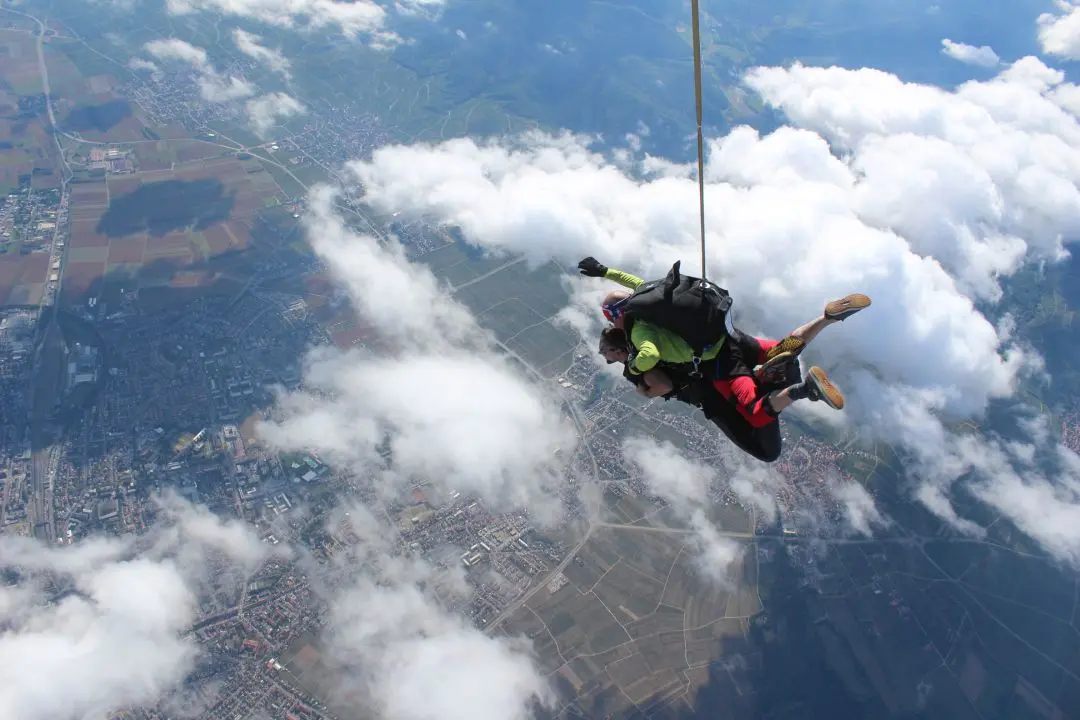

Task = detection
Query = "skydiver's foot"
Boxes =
[755,350,800,389]
[788,367,845,410]
[824,293,871,322]
[805,366,845,409]
[763,335,806,363]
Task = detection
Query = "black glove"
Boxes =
[577,257,608,278]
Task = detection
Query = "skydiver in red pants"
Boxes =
[606,294,870,462]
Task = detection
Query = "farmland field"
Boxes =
[59,156,290,306]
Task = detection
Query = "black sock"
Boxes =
[787,381,811,401]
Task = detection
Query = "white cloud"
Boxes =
[144,37,256,103]
[166,0,431,41]
[829,478,889,536]
[947,432,1080,563]
[0,556,197,720]
[1038,0,1080,60]
[156,492,273,569]
[296,187,479,349]
[245,91,306,137]
[0,499,267,720]
[621,437,744,584]
[941,38,1000,68]
[127,57,160,73]
[198,73,257,102]
[257,187,576,522]
[143,37,209,69]
[232,28,291,78]
[396,0,445,16]
[261,348,574,518]
[321,521,553,720]
[621,437,711,510]
[743,59,1080,280]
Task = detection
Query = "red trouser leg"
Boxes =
[699,388,783,463]
[711,376,777,429]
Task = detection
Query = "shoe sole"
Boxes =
[825,293,871,322]
[763,336,806,364]
[808,366,845,410]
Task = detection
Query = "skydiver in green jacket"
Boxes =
[578,258,726,398]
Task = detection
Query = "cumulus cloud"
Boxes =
[233,28,291,78]
[143,37,209,68]
[744,59,1080,278]
[829,478,888,536]
[318,510,553,720]
[922,426,1080,564]
[336,54,1080,558]
[198,73,257,102]
[0,498,267,720]
[143,37,255,103]
[166,0,428,44]
[395,0,445,16]
[941,38,1000,67]
[245,91,306,137]
[261,348,575,517]
[143,36,302,136]
[127,57,160,73]
[1038,0,1080,59]
[257,187,576,521]
[621,437,744,584]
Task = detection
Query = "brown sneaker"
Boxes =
[804,366,845,410]
[763,335,806,362]
[824,293,871,322]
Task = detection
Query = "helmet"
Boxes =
[601,291,629,322]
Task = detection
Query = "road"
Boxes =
[485,524,595,632]
[1,7,73,183]
[447,257,527,294]
[3,6,71,544]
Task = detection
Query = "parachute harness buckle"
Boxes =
[690,356,702,379]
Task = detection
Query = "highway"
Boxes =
[5,6,71,544]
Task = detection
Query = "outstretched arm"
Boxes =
[603,268,644,290]
[577,257,644,290]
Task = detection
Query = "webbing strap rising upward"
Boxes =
[689,0,708,281]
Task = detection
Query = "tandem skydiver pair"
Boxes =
[578,257,870,462]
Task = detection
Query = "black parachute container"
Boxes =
[614,260,732,365]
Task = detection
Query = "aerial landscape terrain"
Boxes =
[2,1,1080,719]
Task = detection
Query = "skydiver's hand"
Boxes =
[577,257,608,278]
